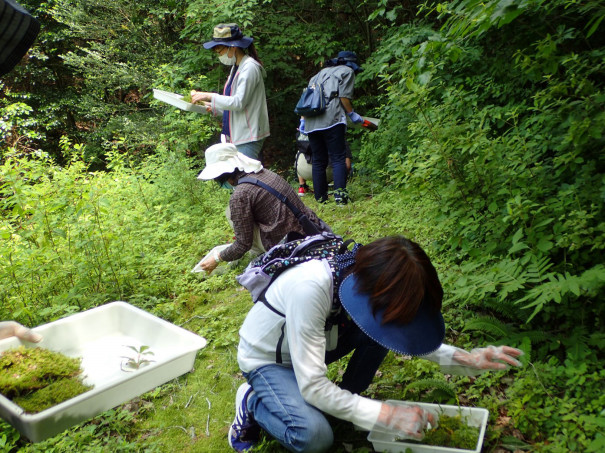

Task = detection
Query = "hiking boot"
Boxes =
[228,383,260,452]
[334,189,350,206]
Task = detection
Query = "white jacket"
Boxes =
[237,260,462,432]
[210,55,270,145]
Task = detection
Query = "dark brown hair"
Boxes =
[245,43,263,66]
[215,169,246,187]
[350,236,443,324]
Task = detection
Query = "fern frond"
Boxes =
[524,256,554,284]
[517,264,605,322]
[463,315,514,338]
[404,378,456,399]
[503,330,548,344]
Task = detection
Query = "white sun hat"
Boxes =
[197,143,263,180]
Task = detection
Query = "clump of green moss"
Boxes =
[397,414,480,450]
[0,346,92,413]
[422,414,479,450]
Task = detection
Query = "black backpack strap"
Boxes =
[256,288,287,364]
[257,288,285,317]
[238,177,321,236]
[276,323,286,364]
[339,238,355,254]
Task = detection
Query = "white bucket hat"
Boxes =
[197,143,263,180]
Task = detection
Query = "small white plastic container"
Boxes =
[367,401,489,453]
[153,88,207,113]
[0,302,207,442]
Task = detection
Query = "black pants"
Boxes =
[325,313,389,394]
[308,124,347,202]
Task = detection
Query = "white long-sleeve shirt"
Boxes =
[237,260,462,431]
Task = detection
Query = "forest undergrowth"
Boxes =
[1,149,602,452]
[2,1,604,451]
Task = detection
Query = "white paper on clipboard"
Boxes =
[153,89,207,114]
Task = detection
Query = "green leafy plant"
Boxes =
[120,345,155,371]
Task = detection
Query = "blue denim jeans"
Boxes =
[308,124,347,203]
[245,365,334,452]
[244,316,388,452]
[235,139,265,162]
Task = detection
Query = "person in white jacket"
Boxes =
[191,24,270,161]
[228,236,523,452]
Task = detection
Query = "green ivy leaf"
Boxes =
[509,242,528,253]
[536,237,553,253]
[568,278,581,296]
[512,228,524,244]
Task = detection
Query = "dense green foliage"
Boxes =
[1,0,603,451]
[362,0,605,331]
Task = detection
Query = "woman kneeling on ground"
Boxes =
[228,236,523,452]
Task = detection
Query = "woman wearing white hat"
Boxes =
[227,236,523,452]
[197,143,329,274]
[191,24,270,161]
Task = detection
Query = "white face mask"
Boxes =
[218,48,236,66]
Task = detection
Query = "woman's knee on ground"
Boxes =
[283,418,334,453]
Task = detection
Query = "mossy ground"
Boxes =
[0,346,92,413]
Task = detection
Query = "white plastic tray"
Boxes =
[368,401,489,453]
[0,301,207,442]
[153,88,207,113]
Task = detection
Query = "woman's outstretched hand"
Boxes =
[453,345,523,370]
[0,321,42,342]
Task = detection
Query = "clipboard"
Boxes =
[153,89,207,114]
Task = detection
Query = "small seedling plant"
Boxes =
[121,345,155,372]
